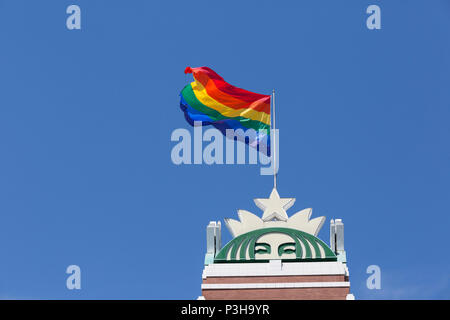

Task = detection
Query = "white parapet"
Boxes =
[330,219,335,251]
[206,221,216,255]
[202,281,350,290]
[330,218,346,263]
[335,219,344,253]
[205,221,222,265]
[202,260,349,279]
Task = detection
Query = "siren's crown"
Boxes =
[224,188,325,238]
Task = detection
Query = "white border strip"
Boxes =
[202,281,350,290]
[202,261,347,279]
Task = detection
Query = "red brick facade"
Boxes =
[203,287,350,300]
[202,274,350,300]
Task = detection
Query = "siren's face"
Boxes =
[214,227,337,263]
[254,233,297,260]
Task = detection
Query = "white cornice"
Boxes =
[202,281,350,290]
[202,261,348,279]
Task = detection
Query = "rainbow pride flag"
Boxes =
[180,67,271,155]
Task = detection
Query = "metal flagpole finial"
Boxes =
[272,89,277,190]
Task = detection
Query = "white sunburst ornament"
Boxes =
[224,188,326,238]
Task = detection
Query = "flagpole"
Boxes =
[272,89,277,190]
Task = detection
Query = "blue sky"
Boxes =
[0,0,449,299]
